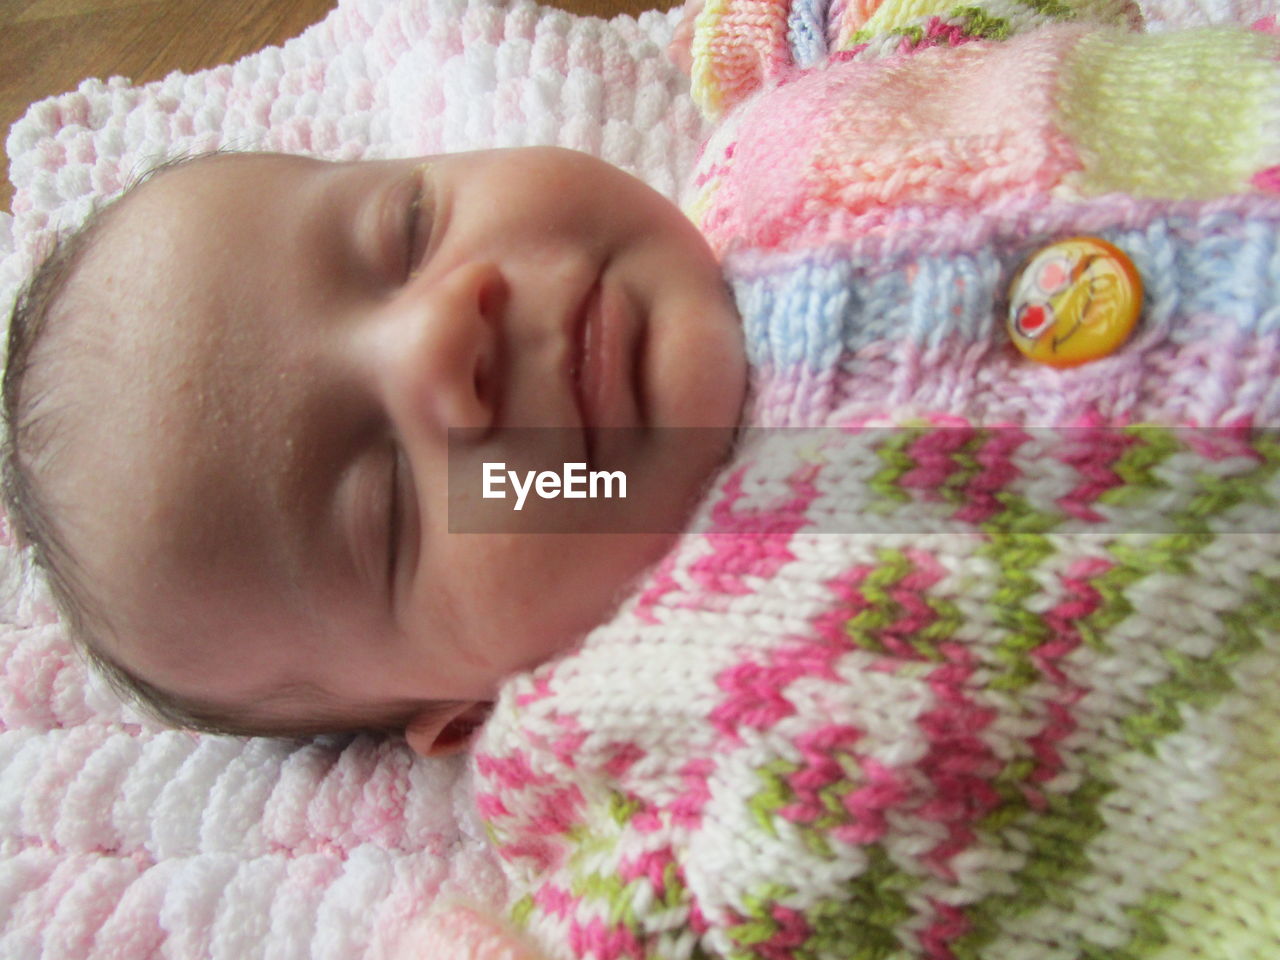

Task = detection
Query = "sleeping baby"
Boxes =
[2,143,748,754]
[4,0,1280,956]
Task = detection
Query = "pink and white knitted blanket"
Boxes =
[470,0,1280,958]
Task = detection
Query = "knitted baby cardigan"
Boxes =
[469,1,1280,958]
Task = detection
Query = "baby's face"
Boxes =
[54,149,745,752]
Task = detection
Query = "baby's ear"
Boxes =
[405,702,492,757]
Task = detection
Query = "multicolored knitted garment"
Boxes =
[469,2,1280,958]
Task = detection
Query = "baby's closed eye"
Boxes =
[404,163,436,280]
[386,441,418,606]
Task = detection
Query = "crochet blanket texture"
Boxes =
[0,2,704,957]
[472,1,1280,958]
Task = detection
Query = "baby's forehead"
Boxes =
[45,155,333,583]
[83,152,329,280]
[68,152,330,366]
[57,174,247,423]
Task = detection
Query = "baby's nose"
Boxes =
[398,261,505,435]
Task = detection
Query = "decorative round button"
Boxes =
[1007,236,1142,367]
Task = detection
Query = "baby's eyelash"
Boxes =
[405,163,433,279]
[387,442,402,595]
[405,188,423,278]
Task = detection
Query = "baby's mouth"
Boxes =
[569,274,604,466]
[567,270,642,467]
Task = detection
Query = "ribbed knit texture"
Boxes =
[473,2,1280,958]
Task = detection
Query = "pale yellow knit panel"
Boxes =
[1059,28,1280,198]
[1151,650,1280,957]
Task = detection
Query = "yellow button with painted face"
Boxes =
[1007,237,1142,368]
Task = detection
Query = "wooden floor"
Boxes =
[0,0,675,213]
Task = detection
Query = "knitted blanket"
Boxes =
[470,1,1280,958]
[0,0,1273,958]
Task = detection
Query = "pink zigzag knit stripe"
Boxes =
[1182,417,1266,459]
[1053,424,1140,522]
[905,553,1111,955]
[694,462,819,590]
[711,649,815,740]
[775,723,866,828]
[633,551,682,625]
[1021,556,1112,797]
[832,755,914,846]
[915,651,1003,884]
[568,914,646,960]
[955,428,1033,523]
[743,902,811,960]
[636,460,818,618]
[515,673,556,708]
[919,900,974,960]
[670,758,717,829]
[811,547,948,661]
[531,882,579,921]
[475,749,552,792]
[617,849,677,891]
[899,426,1032,524]
[814,549,1034,948]
[898,427,977,490]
